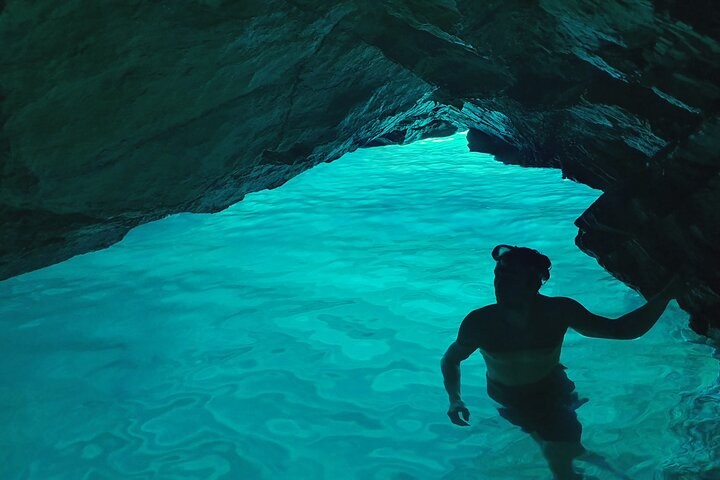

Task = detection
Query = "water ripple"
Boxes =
[0,134,717,479]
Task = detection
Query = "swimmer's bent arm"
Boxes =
[561,277,679,340]
[441,340,475,426]
[441,341,475,402]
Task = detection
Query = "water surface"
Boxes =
[1,133,717,479]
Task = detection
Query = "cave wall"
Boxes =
[1,1,718,333]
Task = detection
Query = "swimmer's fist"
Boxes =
[447,400,471,426]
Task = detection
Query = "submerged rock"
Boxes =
[1,1,718,332]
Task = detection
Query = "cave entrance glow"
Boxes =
[0,132,716,479]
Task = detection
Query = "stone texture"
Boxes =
[1,1,718,333]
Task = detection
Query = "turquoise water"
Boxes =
[0,133,717,479]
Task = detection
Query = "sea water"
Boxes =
[0,133,717,479]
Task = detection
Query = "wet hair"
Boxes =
[492,244,551,290]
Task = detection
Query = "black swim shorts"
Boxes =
[486,365,587,443]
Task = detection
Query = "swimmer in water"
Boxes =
[440,245,683,479]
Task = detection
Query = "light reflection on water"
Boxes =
[0,133,717,479]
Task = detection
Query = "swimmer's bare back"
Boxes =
[457,296,568,386]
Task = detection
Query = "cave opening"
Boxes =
[0,132,716,479]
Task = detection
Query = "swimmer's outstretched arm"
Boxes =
[560,275,683,340]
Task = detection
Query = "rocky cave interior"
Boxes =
[1,2,719,336]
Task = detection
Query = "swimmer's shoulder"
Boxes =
[536,294,575,330]
[467,304,500,322]
[538,293,578,308]
[462,305,501,334]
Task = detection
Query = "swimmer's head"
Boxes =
[492,245,551,304]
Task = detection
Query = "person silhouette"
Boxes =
[440,244,683,479]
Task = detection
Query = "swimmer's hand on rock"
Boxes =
[447,400,471,426]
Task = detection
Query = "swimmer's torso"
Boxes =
[480,345,562,386]
[458,296,569,386]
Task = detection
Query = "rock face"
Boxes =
[1,1,718,333]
